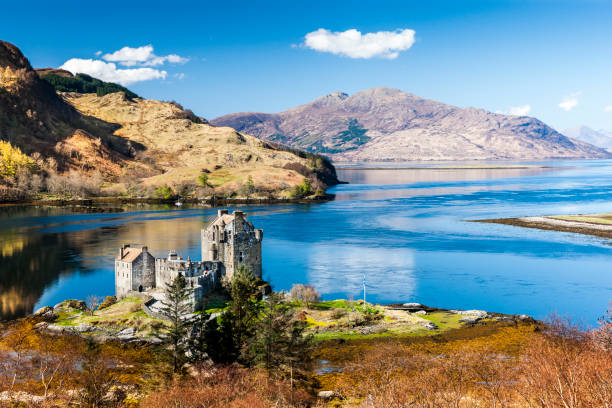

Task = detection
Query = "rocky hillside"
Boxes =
[562,126,612,151]
[212,87,611,161]
[0,41,337,199]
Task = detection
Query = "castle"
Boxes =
[115,209,263,310]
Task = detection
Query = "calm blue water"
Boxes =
[1,161,611,324]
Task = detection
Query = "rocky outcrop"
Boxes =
[212,87,612,161]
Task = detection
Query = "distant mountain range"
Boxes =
[212,87,611,161]
[562,126,612,151]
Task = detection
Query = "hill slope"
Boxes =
[212,87,611,161]
[0,40,337,200]
[562,126,612,151]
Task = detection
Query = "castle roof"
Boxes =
[211,213,236,227]
[118,247,144,263]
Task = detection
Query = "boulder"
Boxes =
[116,327,136,336]
[459,316,481,324]
[45,324,66,334]
[423,322,438,330]
[73,324,96,333]
[317,390,336,399]
[33,306,56,321]
[414,310,427,315]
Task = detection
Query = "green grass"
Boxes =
[421,312,464,331]
[312,300,357,311]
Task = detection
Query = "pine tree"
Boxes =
[228,265,262,353]
[156,275,194,373]
[242,292,313,387]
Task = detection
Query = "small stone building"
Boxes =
[115,209,263,310]
[115,245,155,297]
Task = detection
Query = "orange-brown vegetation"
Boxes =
[140,365,312,408]
[0,317,152,406]
[315,316,612,408]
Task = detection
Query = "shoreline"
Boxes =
[474,216,612,239]
[0,194,336,208]
[336,164,554,170]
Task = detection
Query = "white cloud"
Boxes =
[173,73,185,80]
[94,50,102,57]
[496,104,531,116]
[102,45,188,66]
[559,92,580,111]
[604,106,612,112]
[60,58,167,85]
[303,28,416,59]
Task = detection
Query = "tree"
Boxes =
[197,172,209,187]
[156,275,195,373]
[242,293,313,396]
[212,265,262,363]
[78,342,120,408]
[153,185,175,200]
[86,295,102,316]
[291,178,313,199]
[242,175,256,197]
[188,311,212,363]
[289,284,321,309]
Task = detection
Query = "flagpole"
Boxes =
[363,274,366,306]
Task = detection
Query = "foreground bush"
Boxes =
[140,365,311,408]
[322,318,612,408]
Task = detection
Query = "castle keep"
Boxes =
[115,210,263,309]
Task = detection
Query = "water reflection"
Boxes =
[1,161,612,323]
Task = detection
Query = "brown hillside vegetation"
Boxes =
[0,40,338,201]
[63,92,337,197]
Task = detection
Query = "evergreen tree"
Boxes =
[242,293,313,389]
[156,275,194,373]
[228,265,262,352]
[205,265,262,363]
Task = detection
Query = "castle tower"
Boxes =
[201,209,263,279]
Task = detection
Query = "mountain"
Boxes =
[211,87,611,162]
[562,126,612,151]
[0,41,337,199]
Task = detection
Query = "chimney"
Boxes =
[233,210,244,219]
[120,244,130,259]
[218,209,229,217]
[142,246,148,253]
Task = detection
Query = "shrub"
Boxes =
[289,284,321,309]
[0,141,37,181]
[153,185,175,200]
[291,178,313,199]
[98,296,117,310]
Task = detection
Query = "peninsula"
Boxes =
[476,213,612,239]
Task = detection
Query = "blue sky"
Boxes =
[3,0,612,130]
